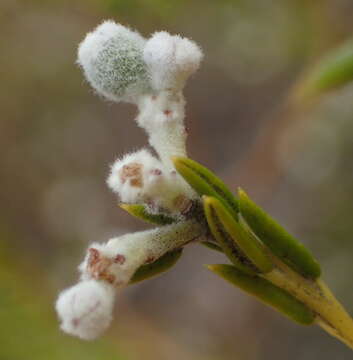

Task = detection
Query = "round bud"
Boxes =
[78,20,151,103]
[107,148,190,213]
[143,31,203,91]
[56,280,115,340]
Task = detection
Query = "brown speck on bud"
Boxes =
[104,274,116,284]
[145,256,156,264]
[120,162,143,188]
[151,95,157,100]
[150,168,162,176]
[174,194,192,214]
[87,249,117,285]
[164,109,172,116]
[88,248,100,267]
[114,254,126,264]
[130,178,143,187]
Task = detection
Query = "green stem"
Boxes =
[265,256,353,349]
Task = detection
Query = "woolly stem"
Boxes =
[148,123,187,170]
[137,91,188,171]
[84,220,205,286]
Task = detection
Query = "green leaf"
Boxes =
[205,196,273,273]
[130,249,183,284]
[238,188,321,279]
[119,203,175,225]
[203,196,257,275]
[172,156,239,219]
[207,264,315,325]
[200,241,224,253]
[296,38,353,101]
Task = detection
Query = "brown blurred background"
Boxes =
[1,0,353,359]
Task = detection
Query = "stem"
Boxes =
[148,125,187,170]
[315,280,353,349]
[265,256,353,349]
[83,220,205,286]
[136,91,187,171]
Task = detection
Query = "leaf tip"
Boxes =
[237,187,248,199]
[171,155,184,167]
[205,264,218,272]
[202,195,215,206]
[119,202,129,210]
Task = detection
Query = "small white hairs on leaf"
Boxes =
[143,31,203,91]
[56,280,115,340]
[107,148,192,213]
[77,20,150,103]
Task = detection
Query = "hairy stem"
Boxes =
[137,91,187,171]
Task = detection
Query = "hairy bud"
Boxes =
[107,148,192,213]
[56,280,115,340]
[143,31,203,91]
[77,20,151,103]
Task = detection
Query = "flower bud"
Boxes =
[55,280,115,340]
[107,149,192,213]
[77,20,151,103]
[143,31,203,91]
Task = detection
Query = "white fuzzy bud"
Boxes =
[77,20,151,103]
[80,221,203,286]
[55,280,115,340]
[143,31,203,91]
[107,148,193,213]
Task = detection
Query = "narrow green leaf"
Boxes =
[207,264,315,325]
[238,188,321,279]
[296,38,353,100]
[130,249,183,284]
[119,203,175,225]
[207,196,273,273]
[203,196,257,275]
[172,156,239,219]
[200,241,224,253]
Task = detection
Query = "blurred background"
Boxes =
[1,0,353,359]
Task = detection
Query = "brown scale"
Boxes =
[87,248,126,285]
[173,194,193,214]
[119,162,143,188]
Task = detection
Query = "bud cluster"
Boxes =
[56,20,204,340]
[55,20,353,350]
[78,20,203,102]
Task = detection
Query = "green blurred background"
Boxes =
[1,0,353,359]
